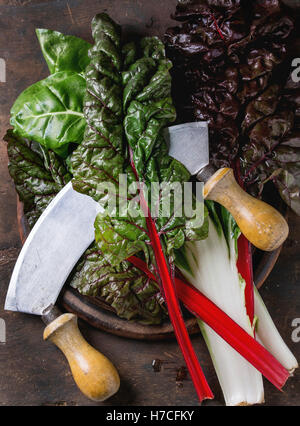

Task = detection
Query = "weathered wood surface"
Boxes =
[0,0,299,406]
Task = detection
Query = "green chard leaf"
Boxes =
[10,71,86,158]
[4,129,71,227]
[36,29,91,74]
[9,28,92,159]
[71,13,208,274]
[68,243,167,325]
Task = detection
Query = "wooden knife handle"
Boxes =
[43,308,120,401]
[204,168,289,252]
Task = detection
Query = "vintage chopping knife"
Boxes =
[165,122,289,251]
[5,182,120,401]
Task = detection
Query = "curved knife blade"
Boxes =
[5,181,102,315]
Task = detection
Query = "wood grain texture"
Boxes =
[0,0,299,407]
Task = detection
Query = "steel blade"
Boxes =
[5,181,102,315]
[165,122,209,176]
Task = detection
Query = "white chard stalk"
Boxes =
[254,287,298,374]
[177,203,297,406]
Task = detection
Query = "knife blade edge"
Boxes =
[5,181,102,315]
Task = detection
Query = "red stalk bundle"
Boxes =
[129,148,214,403]
[128,255,290,391]
[129,149,289,400]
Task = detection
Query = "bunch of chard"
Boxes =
[4,9,298,405]
[165,0,300,214]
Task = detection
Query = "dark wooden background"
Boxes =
[0,0,299,406]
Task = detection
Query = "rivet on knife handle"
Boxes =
[42,305,120,402]
[202,168,289,252]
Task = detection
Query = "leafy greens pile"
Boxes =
[4,9,298,405]
[71,14,207,268]
[70,14,208,322]
[165,0,300,214]
[4,14,208,325]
